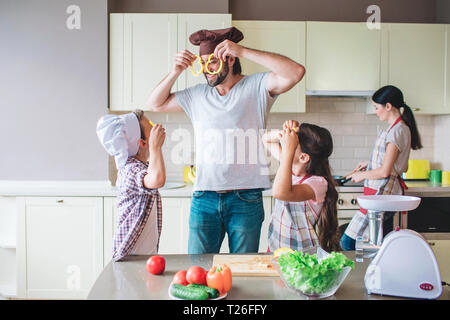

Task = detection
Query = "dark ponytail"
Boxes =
[297,123,340,252]
[372,85,422,150]
[401,103,422,150]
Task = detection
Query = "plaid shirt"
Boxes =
[268,175,322,252]
[112,157,162,261]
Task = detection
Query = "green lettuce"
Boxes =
[277,251,354,295]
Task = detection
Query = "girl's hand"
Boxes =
[349,171,366,183]
[283,120,300,132]
[149,124,166,150]
[279,128,299,153]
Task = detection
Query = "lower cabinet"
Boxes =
[104,196,273,257]
[16,197,104,299]
[158,197,191,254]
[12,194,273,299]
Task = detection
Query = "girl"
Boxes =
[263,120,340,253]
[341,85,422,250]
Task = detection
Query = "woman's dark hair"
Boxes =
[297,123,340,252]
[372,85,422,150]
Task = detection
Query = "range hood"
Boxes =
[305,90,375,97]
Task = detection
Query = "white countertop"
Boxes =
[0,180,449,197]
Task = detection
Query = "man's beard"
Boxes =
[204,62,229,87]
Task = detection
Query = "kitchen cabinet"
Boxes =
[306,22,381,93]
[109,13,231,111]
[16,197,104,299]
[158,197,191,254]
[427,240,450,282]
[381,23,449,114]
[232,21,306,113]
[0,197,17,298]
[105,195,272,256]
[103,197,117,265]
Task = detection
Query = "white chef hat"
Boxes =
[96,113,141,169]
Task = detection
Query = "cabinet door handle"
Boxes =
[351,199,357,205]
[56,199,64,203]
[427,242,435,246]
[338,199,344,205]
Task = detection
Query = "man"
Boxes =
[146,27,305,254]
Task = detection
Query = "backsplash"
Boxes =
[434,114,450,171]
[108,97,437,185]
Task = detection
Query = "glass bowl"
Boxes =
[272,247,352,299]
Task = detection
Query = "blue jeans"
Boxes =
[339,211,396,251]
[188,189,264,254]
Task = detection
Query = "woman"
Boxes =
[340,85,422,250]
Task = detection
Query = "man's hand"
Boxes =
[172,50,197,74]
[283,120,300,132]
[279,128,299,153]
[149,124,166,151]
[214,39,244,61]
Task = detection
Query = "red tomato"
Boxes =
[186,266,207,285]
[146,255,165,275]
[172,270,189,286]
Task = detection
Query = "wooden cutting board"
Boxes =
[212,254,279,277]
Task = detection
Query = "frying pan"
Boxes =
[333,175,352,186]
[333,168,361,186]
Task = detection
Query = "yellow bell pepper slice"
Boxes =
[190,55,203,77]
[205,53,223,75]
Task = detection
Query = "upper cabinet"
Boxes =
[110,16,450,114]
[306,22,382,93]
[382,24,449,114]
[232,21,306,113]
[109,13,231,111]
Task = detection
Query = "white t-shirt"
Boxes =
[175,72,278,191]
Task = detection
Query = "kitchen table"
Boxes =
[87,252,450,300]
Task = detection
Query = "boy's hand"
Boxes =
[283,120,300,132]
[149,124,166,150]
[279,128,299,153]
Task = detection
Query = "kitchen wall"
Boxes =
[0,0,108,181]
[230,0,438,23]
[109,0,448,23]
[108,0,228,13]
[108,97,436,184]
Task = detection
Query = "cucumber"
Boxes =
[170,284,209,300]
[187,284,220,299]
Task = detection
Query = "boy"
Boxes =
[96,109,166,261]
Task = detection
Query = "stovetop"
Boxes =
[340,182,364,187]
